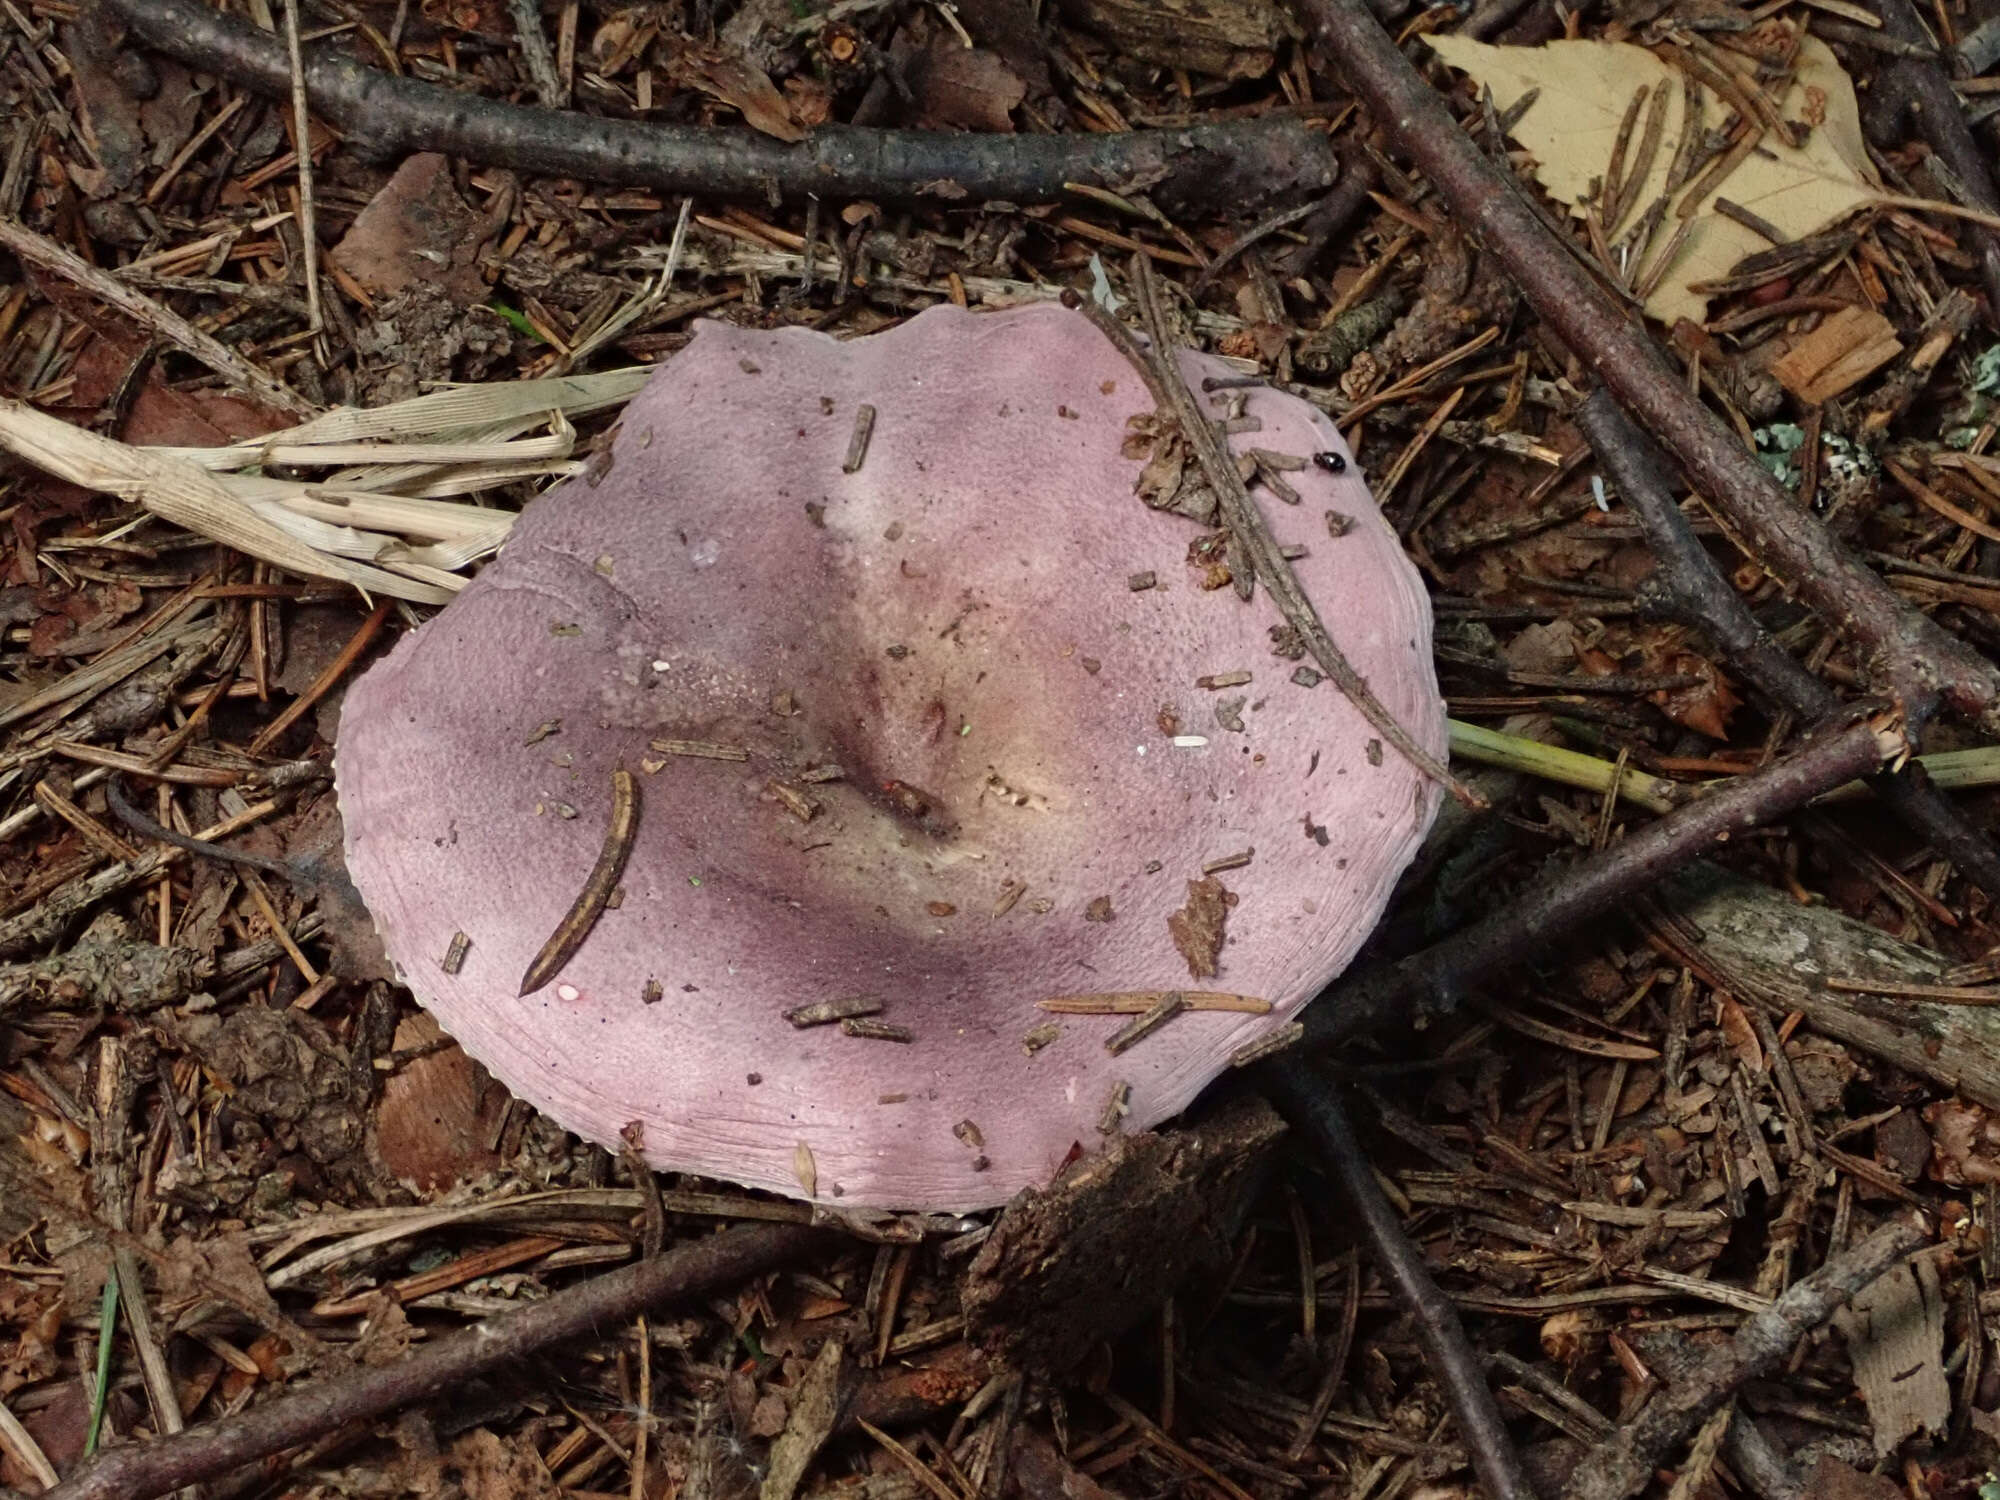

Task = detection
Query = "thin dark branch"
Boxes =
[45,1223,832,1500]
[1304,718,1899,1049]
[1263,1062,1537,1500]
[1191,196,1328,296]
[1561,1221,1926,1500]
[1576,389,2000,897]
[1625,1330,1804,1500]
[1295,0,2000,737]
[104,776,296,883]
[101,0,1333,214]
[1869,0,2000,320]
[1271,150,1382,280]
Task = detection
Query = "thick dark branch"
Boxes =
[1305,718,1898,1048]
[100,0,1333,214]
[1561,1221,1926,1500]
[1264,1063,1536,1500]
[1295,0,2000,735]
[1576,389,2000,897]
[45,1223,831,1500]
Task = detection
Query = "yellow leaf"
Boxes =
[1424,33,1882,325]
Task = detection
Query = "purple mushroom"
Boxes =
[335,302,1445,1211]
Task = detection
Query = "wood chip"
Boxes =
[1770,305,1904,403]
[794,1141,818,1197]
[842,403,877,473]
[1168,877,1233,979]
[1229,1021,1305,1067]
[1202,848,1254,874]
[786,995,883,1027]
[440,930,471,974]
[841,1017,913,1042]
[1253,460,1300,505]
[768,781,818,822]
[650,738,750,760]
[1039,991,1271,1014]
[1197,670,1252,690]
[1098,1080,1132,1134]
[1105,992,1189,1055]
[1247,448,1308,471]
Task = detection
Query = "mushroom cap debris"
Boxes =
[336,302,1445,1211]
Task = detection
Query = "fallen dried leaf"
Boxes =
[331,152,492,305]
[909,36,1027,131]
[676,45,805,142]
[1425,33,1882,324]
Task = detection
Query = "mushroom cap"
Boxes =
[335,302,1444,1211]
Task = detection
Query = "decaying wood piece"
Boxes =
[1652,864,2000,1110]
[1769,307,1904,405]
[1057,0,1286,78]
[963,1095,1284,1373]
[1832,1255,1949,1455]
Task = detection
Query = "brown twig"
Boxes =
[101,0,1333,214]
[1295,0,2000,737]
[1575,389,2000,897]
[520,767,641,995]
[1304,717,1900,1049]
[247,599,388,755]
[1264,1062,1536,1500]
[43,1223,831,1500]
[1073,259,1478,806]
[1560,1220,1926,1500]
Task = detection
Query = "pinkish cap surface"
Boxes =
[336,302,1444,1212]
